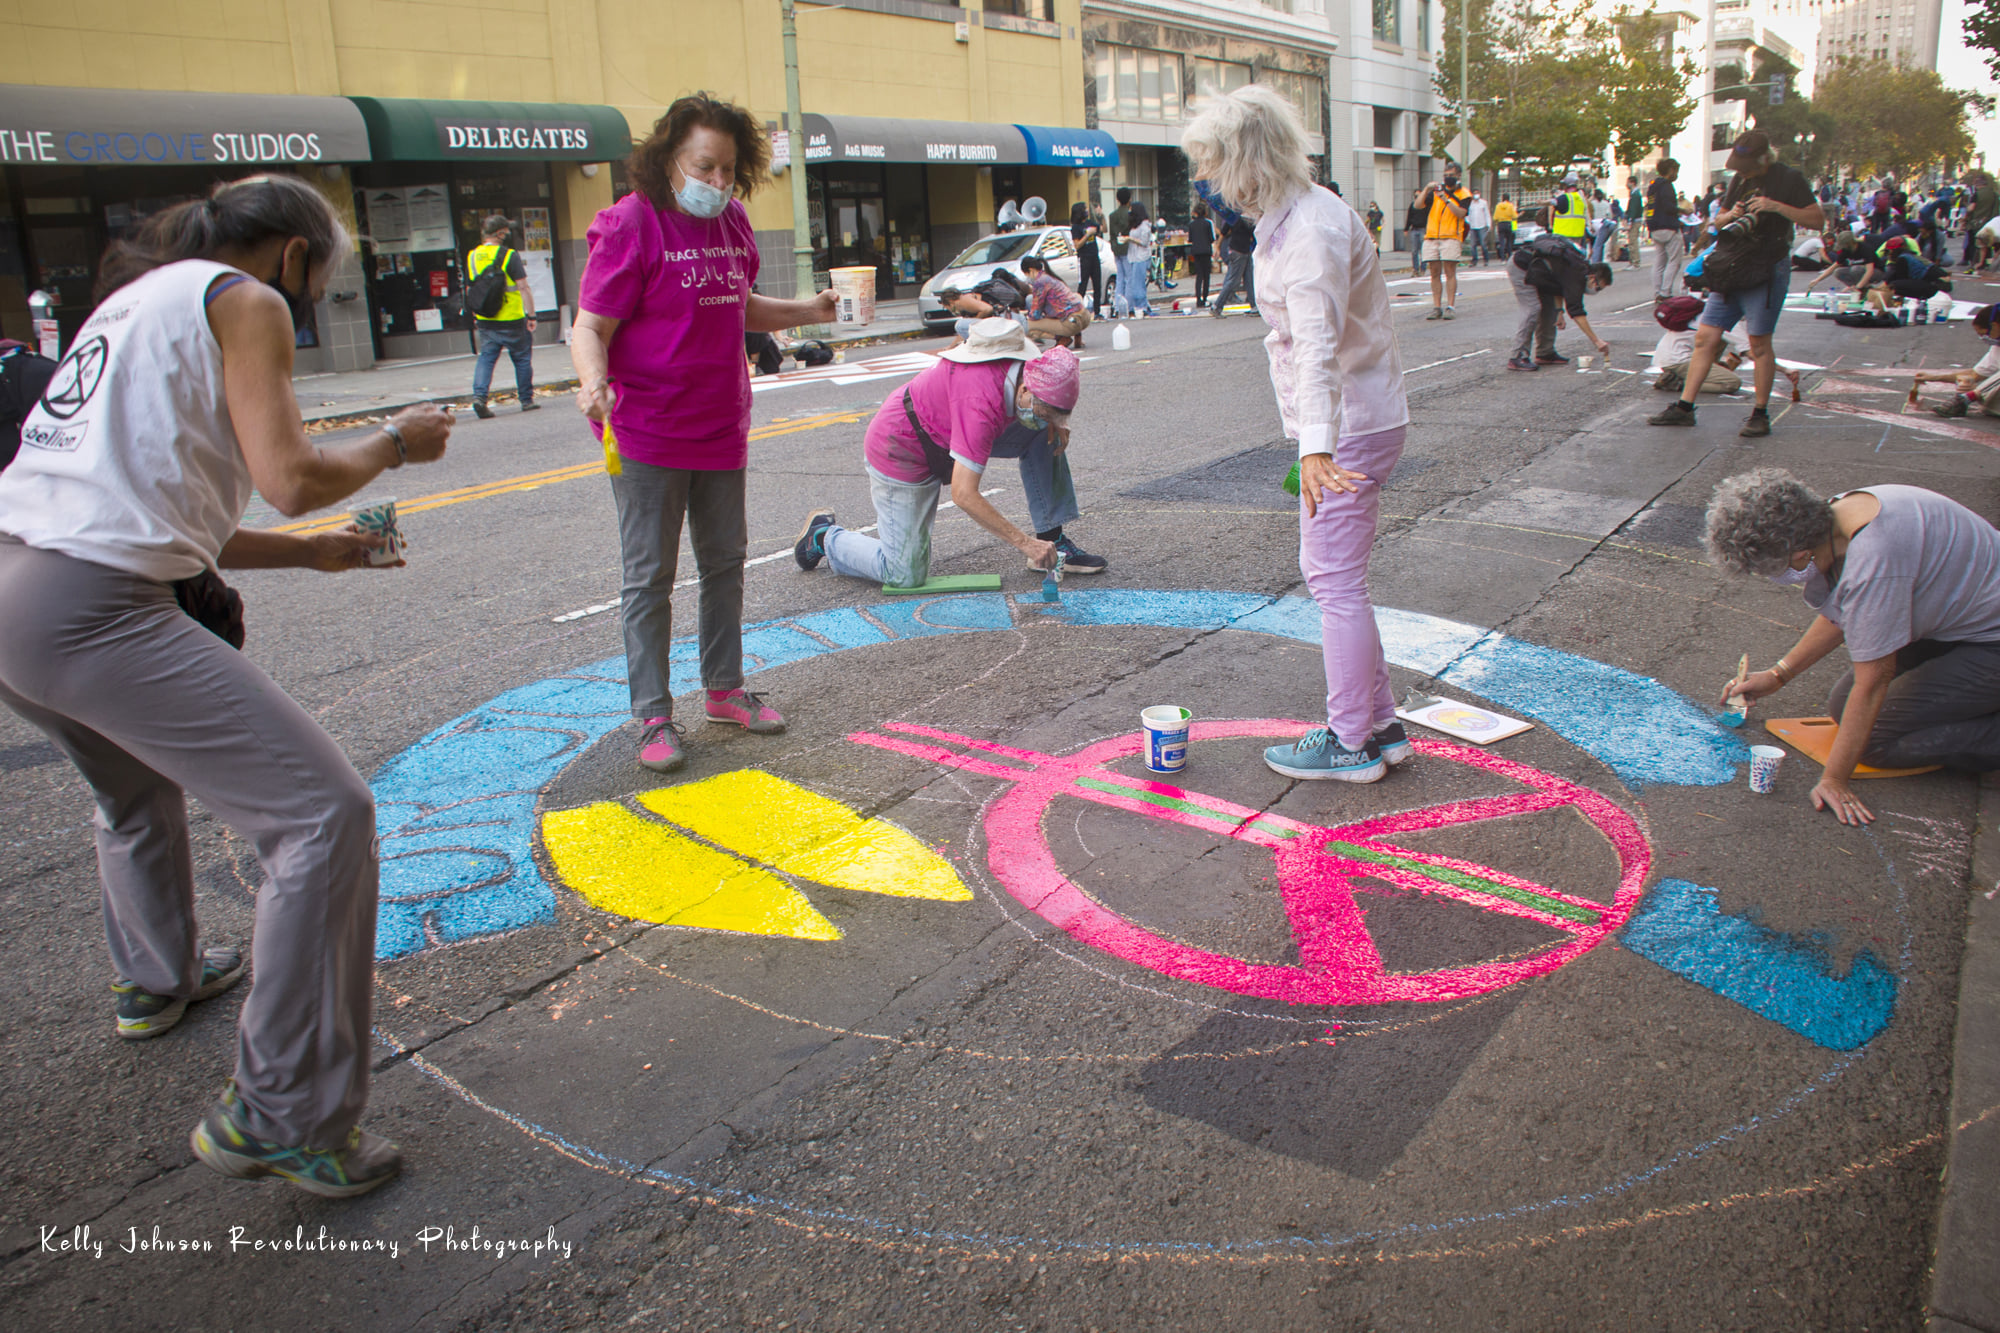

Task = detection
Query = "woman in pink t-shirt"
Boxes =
[572,94,835,774]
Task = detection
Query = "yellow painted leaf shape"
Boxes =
[540,800,839,941]
[634,770,971,903]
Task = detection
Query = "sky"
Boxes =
[1937,0,2000,165]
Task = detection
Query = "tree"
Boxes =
[1718,51,1836,180]
[1968,0,2000,83]
[1812,58,1994,180]
[1435,2,1697,186]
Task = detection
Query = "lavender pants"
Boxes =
[1298,426,1406,750]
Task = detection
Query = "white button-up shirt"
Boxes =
[1253,184,1410,460]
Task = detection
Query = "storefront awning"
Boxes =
[1014,124,1119,169]
[348,98,631,162]
[0,83,371,167]
[802,114,1027,166]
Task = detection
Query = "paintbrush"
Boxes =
[1040,548,1064,602]
[1722,652,1749,726]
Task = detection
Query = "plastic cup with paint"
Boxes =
[350,498,404,566]
[1747,744,1785,794]
[1576,354,1593,372]
[1141,705,1192,774]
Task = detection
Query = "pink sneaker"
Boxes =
[637,717,686,772]
[704,688,785,735]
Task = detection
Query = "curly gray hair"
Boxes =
[1703,469,1835,575]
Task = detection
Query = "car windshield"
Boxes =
[948,233,1040,268]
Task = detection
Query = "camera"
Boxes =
[1718,214,1757,240]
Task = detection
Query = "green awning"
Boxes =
[348,97,630,162]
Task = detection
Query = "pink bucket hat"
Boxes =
[1022,345,1080,412]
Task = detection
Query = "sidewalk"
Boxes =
[295,298,936,425]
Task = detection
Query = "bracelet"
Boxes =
[1771,656,1794,684]
[382,421,407,468]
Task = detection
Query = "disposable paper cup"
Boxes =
[1141,705,1192,774]
[1576,355,1594,372]
[1748,744,1785,794]
[351,498,404,567]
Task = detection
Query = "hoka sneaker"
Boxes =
[1263,728,1387,783]
[705,688,785,734]
[113,945,246,1040]
[637,717,686,773]
[1373,722,1415,767]
[190,1084,400,1199]
[794,510,835,571]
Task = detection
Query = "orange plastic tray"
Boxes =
[1761,717,1941,779]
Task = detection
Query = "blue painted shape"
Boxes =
[1620,879,1898,1050]
[369,592,1752,959]
[1438,633,1749,787]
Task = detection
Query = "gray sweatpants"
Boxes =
[1826,639,2000,771]
[1508,262,1557,361]
[0,537,378,1150]
[609,458,748,721]
[1651,229,1686,300]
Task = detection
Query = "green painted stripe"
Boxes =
[1325,841,1598,924]
[1073,777,1300,838]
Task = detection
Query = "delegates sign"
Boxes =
[436,119,596,156]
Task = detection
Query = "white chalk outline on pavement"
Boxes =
[1403,348,1493,374]
[550,488,1007,623]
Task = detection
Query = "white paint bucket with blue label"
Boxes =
[1141,705,1192,774]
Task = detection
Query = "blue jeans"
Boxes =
[1700,259,1793,339]
[825,428,1081,588]
[472,319,534,402]
[1117,256,1152,315]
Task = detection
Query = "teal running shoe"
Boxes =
[113,945,245,1040]
[190,1083,401,1199]
[1264,728,1387,783]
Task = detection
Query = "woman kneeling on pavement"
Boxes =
[571,93,836,775]
[1182,86,1413,783]
[0,175,457,1195]
[1708,469,2000,825]
[793,319,1104,588]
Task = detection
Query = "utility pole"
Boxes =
[781,0,817,305]
[1459,0,1470,180]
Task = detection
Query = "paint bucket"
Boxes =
[1141,705,1192,774]
[1576,354,1594,372]
[1112,322,1132,351]
[1747,744,1785,794]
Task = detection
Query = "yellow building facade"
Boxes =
[1,0,1099,367]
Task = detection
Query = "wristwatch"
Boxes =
[382,420,407,467]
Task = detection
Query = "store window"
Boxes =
[1094,45,1184,123]
[1374,0,1401,44]
[811,164,933,300]
[1258,70,1326,133]
[1189,58,1253,113]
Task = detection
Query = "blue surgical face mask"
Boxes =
[674,168,731,220]
[1016,405,1047,429]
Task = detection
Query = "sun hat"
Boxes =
[940,317,1041,365]
[1022,345,1080,412]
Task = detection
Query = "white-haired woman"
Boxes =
[1708,469,2000,824]
[1183,86,1411,782]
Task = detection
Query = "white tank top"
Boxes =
[0,259,252,582]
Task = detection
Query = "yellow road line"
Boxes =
[275,408,868,535]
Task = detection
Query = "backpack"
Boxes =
[1833,310,1904,328]
[462,247,514,320]
[794,339,833,367]
[0,342,59,472]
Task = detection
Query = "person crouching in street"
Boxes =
[1707,469,2000,824]
[1018,253,1092,348]
[0,174,458,1196]
[1505,230,1612,371]
[793,320,1105,588]
[1648,131,1824,439]
[1182,86,1413,783]
[1911,302,2000,418]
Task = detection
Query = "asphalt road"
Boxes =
[3,257,1997,1332]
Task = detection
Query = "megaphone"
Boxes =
[996,200,1024,230]
[1020,196,1047,225]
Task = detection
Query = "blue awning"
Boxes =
[1014,124,1119,169]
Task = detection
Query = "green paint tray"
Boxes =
[879,574,1003,596]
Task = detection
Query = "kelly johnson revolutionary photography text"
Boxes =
[40,1224,573,1263]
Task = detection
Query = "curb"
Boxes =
[1929,770,2000,1332]
[300,324,939,432]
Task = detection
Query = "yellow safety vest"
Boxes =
[1551,191,1589,239]
[467,243,526,322]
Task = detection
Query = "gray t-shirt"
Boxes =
[1803,485,2000,661]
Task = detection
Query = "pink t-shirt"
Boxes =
[580,192,760,470]
[863,357,1015,484]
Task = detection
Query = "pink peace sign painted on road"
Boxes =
[850,719,1651,1006]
